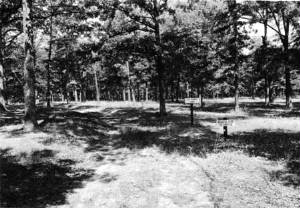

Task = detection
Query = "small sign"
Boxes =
[184,98,201,104]
[216,118,234,126]
[216,118,234,138]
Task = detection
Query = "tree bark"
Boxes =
[137,83,140,101]
[251,69,255,99]
[94,68,100,101]
[176,76,180,102]
[145,83,149,102]
[153,0,166,116]
[170,81,174,102]
[107,90,111,101]
[262,6,269,106]
[165,85,169,101]
[265,75,270,106]
[268,6,292,108]
[123,88,126,101]
[200,85,204,107]
[0,62,6,111]
[229,0,240,111]
[269,80,273,103]
[80,89,86,102]
[46,1,53,109]
[283,41,292,109]
[131,88,136,102]
[127,87,131,101]
[0,24,7,111]
[186,82,189,98]
[23,0,37,130]
[74,89,78,102]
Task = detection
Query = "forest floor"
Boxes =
[0,98,299,208]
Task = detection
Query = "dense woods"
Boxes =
[0,0,299,129]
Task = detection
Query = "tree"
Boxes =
[213,0,249,111]
[117,0,174,116]
[46,0,54,108]
[23,0,37,130]
[245,1,300,108]
[268,2,299,109]
[248,1,271,105]
[0,1,22,111]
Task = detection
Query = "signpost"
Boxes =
[216,117,234,138]
[184,98,201,126]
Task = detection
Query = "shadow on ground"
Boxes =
[39,107,217,157]
[198,101,300,117]
[0,148,93,208]
[0,105,24,127]
[1,101,299,207]
[39,106,300,184]
[221,130,300,187]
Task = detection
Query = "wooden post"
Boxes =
[223,125,228,138]
[190,104,194,126]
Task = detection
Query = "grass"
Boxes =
[0,98,299,207]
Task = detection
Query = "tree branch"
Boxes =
[117,5,155,30]
[5,32,21,48]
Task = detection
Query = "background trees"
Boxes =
[0,0,22,111]
[1,0,299,127]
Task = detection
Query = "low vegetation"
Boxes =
[1,98,299,208]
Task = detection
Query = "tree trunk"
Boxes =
[265,74,270,106]
[165,85,169,101]
[0,54,6,112]
[127,87,131,101]
[122,88,126,101]
[200,85,204,107]
[131,88,136,102]
[272,7,292,109]
[234,73,239,111]
[229,0,239,111]
[170,81,174,102]
[137,84,140,101]
[157,63,166,116]
[156,84,159,101]
[197,86,202,107]
[0,24,7,111]
[153,1,166,116]
[145,83,149,102]
[74,89,78,102]
[176,76,180,102]
[261,7,269,106]
[108,91,111,101]
[23,0,37,130]
[283,42,292,109]
[94,68,100,101]
[186,82,189,98]
[251,71,255,99]
[80,89,86,102]
[269,80,274,104]
[46,3,53,109]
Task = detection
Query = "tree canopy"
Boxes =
[0,0,299,128]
